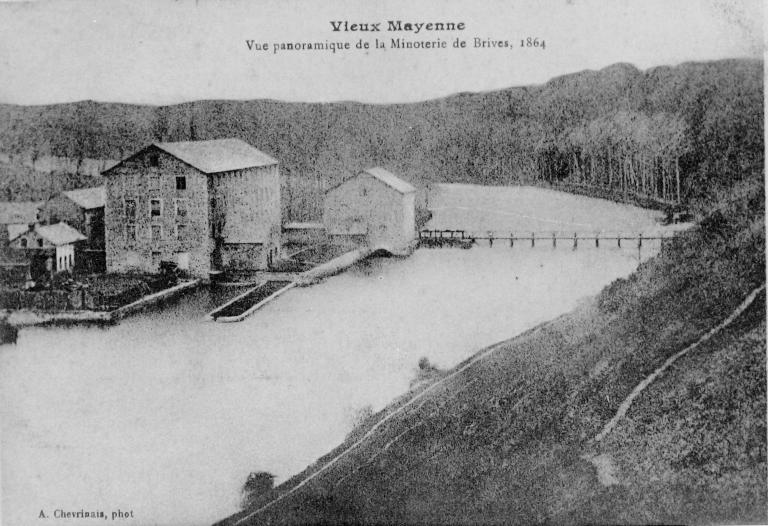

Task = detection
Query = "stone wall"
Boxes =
[105,147,213,277]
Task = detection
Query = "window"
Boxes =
[126,224,137,242]
[151,251,161,268]
[176,224,186,240]
[176,177,186,190]
[151,224,162,241]
[150,174,161,191]
[125,199,137,220]
[20,238,27,248]
[150,199,162,219]
[69,254,73,268]
[149,153,159,167]
[175,199,188,219]
[37,239,43,248]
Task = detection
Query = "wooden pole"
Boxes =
[552,232,557,248]
[595,233,599,248]
[510,233,514,248]
[531,232,535,248]
[573,232,578,249]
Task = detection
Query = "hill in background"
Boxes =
[0,59,762,220]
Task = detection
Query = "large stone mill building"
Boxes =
[103,139,281,277]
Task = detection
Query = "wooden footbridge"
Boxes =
[419,229,677,249]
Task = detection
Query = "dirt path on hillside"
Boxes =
[593,282,766,443]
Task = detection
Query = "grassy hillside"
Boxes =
[217,177,765,524]
[0,59,762,218]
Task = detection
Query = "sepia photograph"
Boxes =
[0,1,764,524]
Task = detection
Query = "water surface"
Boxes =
[1,186,670,526]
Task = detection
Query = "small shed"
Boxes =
[323,168,416,252]
[9,222,86,274]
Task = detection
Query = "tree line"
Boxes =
[0,59,762,218]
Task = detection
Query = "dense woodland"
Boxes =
[0,59,762,219]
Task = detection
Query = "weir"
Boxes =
[418,229,679,249]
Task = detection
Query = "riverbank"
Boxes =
[5,279,201,328]
[221,180,765,525]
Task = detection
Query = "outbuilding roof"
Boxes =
[155,138,278,174]
[0,201,44,224]
[7,224,28,241]
[326,167,416,195]
[362,168,416,194]
[10,222,86,246]
[63,186,106,209]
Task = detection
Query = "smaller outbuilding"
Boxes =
[323,167,416,254]
[9,222,86,276]
[40,187,106,249]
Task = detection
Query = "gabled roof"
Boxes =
[7,224,27,241]
[362,168,416,194]
[0,201,44,224]
[325,167,417,195]
[102,138,278,176]
[10,222,86,246]
[156,138,277,174]
[63,186,106,209]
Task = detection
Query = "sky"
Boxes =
[0,0,763,105]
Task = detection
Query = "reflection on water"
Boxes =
[0,187,669,526]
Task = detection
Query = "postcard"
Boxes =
[0,1,764,525]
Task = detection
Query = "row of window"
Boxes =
[124,198,188,220]
[125,224,188,242]
[122,169,187,191]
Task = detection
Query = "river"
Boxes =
[1,185,672,526]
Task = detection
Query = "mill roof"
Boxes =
[102,138,278,176]
[154,138,277,174]
[63,186,106,209]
